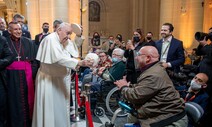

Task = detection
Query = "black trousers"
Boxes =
[0,82,7,127]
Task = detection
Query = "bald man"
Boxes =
[185,73,209,127]
[115,46,188,127]
[185,73,209,110]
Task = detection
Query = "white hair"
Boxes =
[113,48,124,57]
[57,22,71,30]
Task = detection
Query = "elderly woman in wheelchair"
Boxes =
[82,48,126,91]
[81,48,126,115]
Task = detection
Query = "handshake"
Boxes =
[78,53,100,67]
[78,59,94,67]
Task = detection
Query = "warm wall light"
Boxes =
[209,1,212,8]
[181,0,187,15]
[80,0,87,12]
[181,6,187,15]
[82,5,87,12]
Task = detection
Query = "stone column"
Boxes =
[81,0,89,57]
[53,0,69,22]
[179,0,204,49]
[203,0,212,32]
[129,0,143,33]
[159,0,175,38]
[26,0,40,39]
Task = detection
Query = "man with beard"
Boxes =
[115,46,188,127]
[34,22,50,46]
[5,21,38,127]
[156,23,185,73]
[0,36,14,127]
[32,22,92,127]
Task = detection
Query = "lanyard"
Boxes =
[185,93,196,102]
[161,42,171,58]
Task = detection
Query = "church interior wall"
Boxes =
[0,0,212,53]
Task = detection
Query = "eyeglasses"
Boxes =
[136,52,146,56]
[112,54,121,57]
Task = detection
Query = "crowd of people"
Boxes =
[0,13,212,127]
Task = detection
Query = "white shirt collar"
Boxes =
[162,36,172,43]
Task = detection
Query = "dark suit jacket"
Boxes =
[0,36,14,87]
[34,33,49,46]
[148,40,156,47]
[3,30,31,39]
[156,37,185,72]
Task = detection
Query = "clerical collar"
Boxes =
[162,36,172,43]
[10,35,20,42]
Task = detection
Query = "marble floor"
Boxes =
[71,113,127,127]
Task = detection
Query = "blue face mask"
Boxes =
[112,57,119,63]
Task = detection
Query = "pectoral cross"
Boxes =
[16,55,21,61]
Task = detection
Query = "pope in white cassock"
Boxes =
[32,22,89,127]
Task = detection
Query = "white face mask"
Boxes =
[190,80,202,91]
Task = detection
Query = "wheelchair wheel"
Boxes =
[94,107,105,117]
[106,87,128,117]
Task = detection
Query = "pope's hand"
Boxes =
[78,59,94,67]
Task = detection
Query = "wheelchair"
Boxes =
[81,73,128,117]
